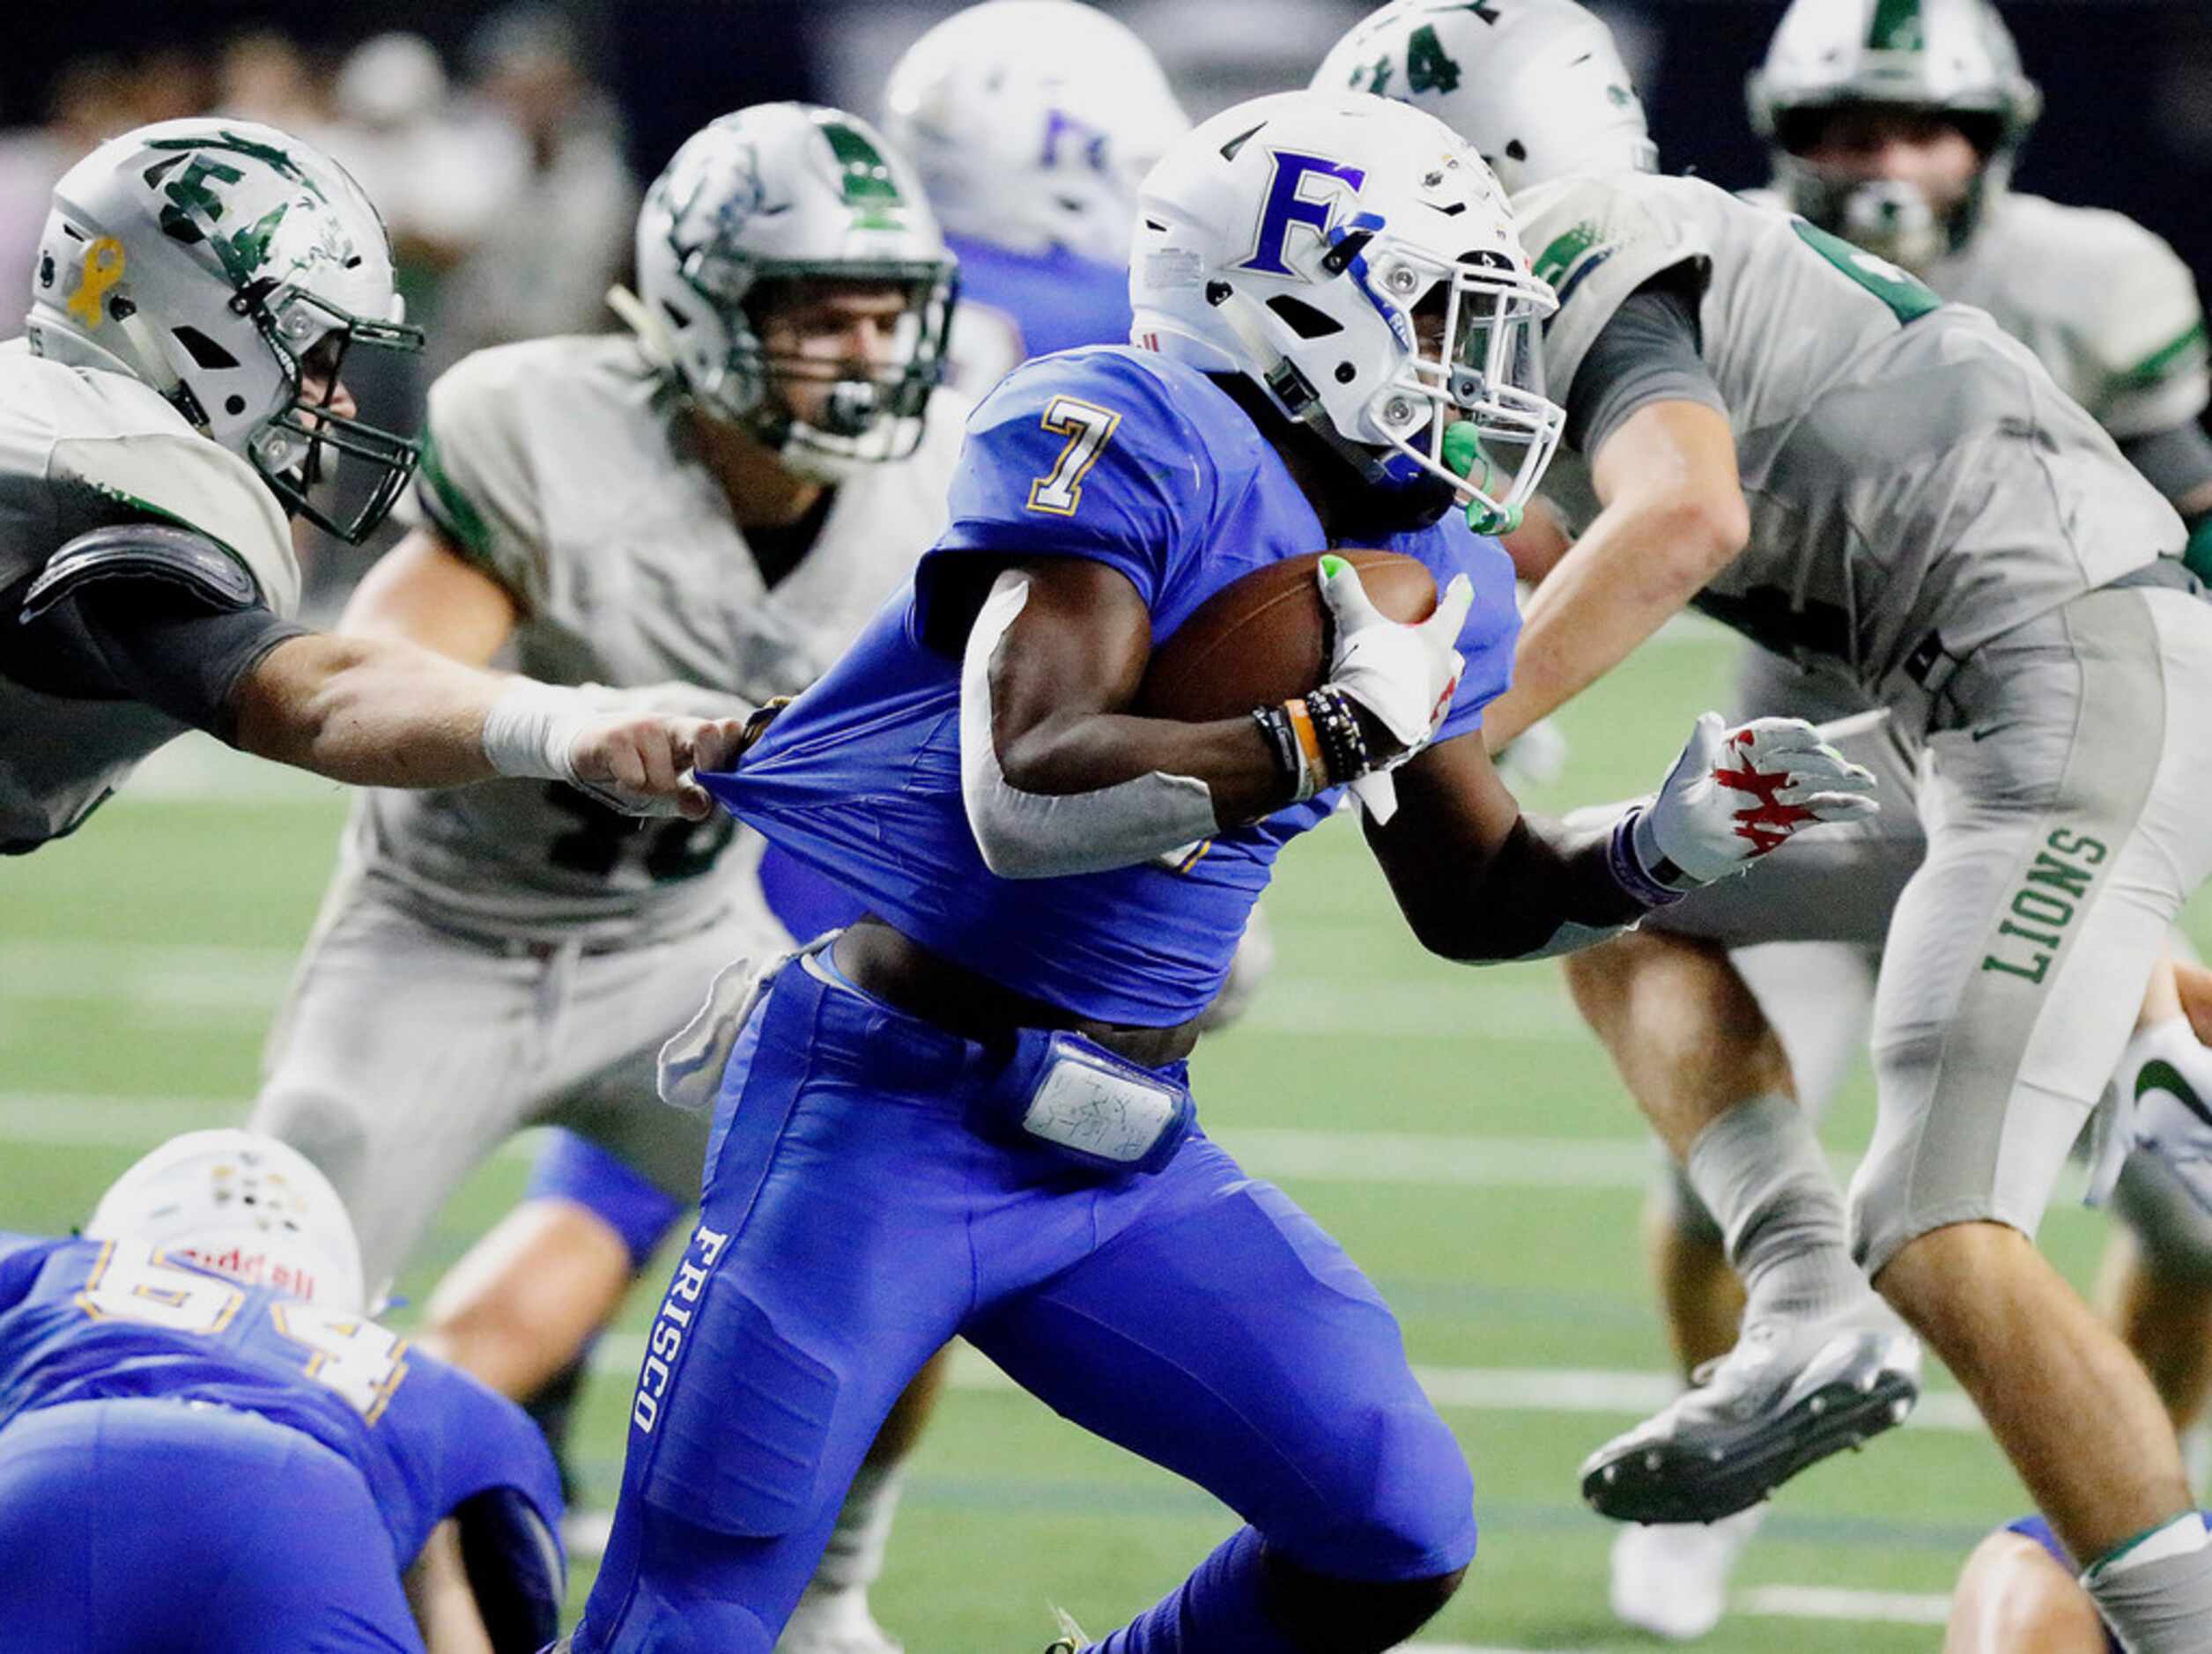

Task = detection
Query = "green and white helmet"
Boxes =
[629,103,958,480]
[25,119,424,543]
[1748,0,2042,267]
[1314,0,1657,196]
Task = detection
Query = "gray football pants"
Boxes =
[1643,587,2212,1274]
[252,881,778,1292]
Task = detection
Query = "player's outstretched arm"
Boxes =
[1480,398,1749,751]
[1369,712,1875,964]
[230,632,739,816]
[340,526,523,666]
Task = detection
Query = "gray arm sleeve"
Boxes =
[1565,279,1727,456]
[2119,421,2212,519]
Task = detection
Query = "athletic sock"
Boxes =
[2083,1511,2212,1651]
[1089,1527,1301,1654]
[1685,1093,1867,1326]
[810,1459,904,1594]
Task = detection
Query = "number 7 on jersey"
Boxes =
[1026,396,1121,516]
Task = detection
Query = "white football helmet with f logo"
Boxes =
[1132,90,1563,533]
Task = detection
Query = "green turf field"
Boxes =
[2,622,2177,1651]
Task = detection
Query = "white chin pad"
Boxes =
[959,573,1219,880]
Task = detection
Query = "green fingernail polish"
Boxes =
[1319,553,1349,579]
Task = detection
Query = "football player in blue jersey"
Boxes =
[0,1130,565,1653]
[881,0,1188,400]
[559,90,1875,1654]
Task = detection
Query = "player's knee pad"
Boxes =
[636,1266,840,1539]
[2113,1153,2212,1282]
[1282,1394,1477,1580]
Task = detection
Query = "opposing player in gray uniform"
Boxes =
[1586,1,2212,1629]
[1323,4,2212,1646]
[1738,0,2212,1429]
[2,119,741,857]
[248,105,968,1654]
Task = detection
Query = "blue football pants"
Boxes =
[573,956,1476,1652]
[0,1396,422,1652]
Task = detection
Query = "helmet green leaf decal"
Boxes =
[1867,0,1926,52]
[815,117,908,231]
[144,129,323,195]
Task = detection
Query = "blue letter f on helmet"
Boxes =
[1238,151,1366,277]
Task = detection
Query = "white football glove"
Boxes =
[2087,1028,2212,1215]
[1316,555,1473,821]
[1632,712,1878,888]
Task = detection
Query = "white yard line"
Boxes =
[0,1093,1778,1192]
[559,1510,1945,1637]
[0,941,1590,1041]
[577,1336,1986,1435]
[1736,1584,1951,1625]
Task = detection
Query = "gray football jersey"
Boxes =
[1742,186,2211,442]
[1517,171,2185,698]
[0,338,299,850]
[1926,192,2209,442]
[351,334,968,940]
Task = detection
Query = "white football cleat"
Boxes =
[1609,1504,1769,1640]
[776,1581,901,1654]
[1581,1296,1920,1523]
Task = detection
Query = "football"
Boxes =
[1134,549,1439,723]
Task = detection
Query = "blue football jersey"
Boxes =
[943,232,1134,397]
[0,1233,563,1596]
[704,345,1519,1026]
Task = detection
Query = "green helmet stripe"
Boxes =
[145,129,324,197]
[1866,0,1926,52]
[816,119,902,206]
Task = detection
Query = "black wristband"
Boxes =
[1251,705,1308,800]
[1608,808,1687,909]
[1306,684,1373,785]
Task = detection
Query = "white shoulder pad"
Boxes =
[1514,171,1715,406]
[398,340,568,609]
[1972,196,2209,436]
[2062,207,2208,435]
[47,408,298,618]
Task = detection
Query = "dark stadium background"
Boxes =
[5,1,2206,278]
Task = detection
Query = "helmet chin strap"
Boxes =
[607,282,680,372]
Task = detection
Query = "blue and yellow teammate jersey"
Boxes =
[942,232,1135,398]
[706,345,1520,1027]
[0,1233,563,1594]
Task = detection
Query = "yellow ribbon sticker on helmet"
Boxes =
[65,237,126,328]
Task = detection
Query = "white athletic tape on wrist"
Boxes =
[959,575,1219,880]
[481,681,594,785]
